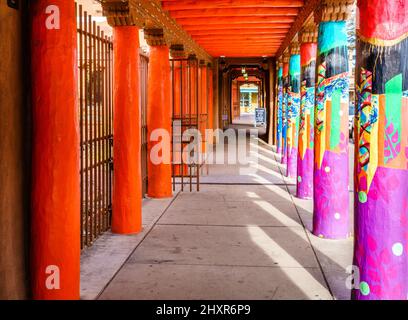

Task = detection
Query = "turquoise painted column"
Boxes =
[286,45,301,178]
[312,3,352,239]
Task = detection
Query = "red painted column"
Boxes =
[200,63,208,153]
[181,60,190,172]
[173,60,182,117]
[182,60,189,117]
[172,60,182,177]
[112,27,142,234]
[147,44,172,198]
[200,63,208,117]
[190,56,198,117]
[208,67,214,129]
[208,66,214,138]
[30,0,80,299]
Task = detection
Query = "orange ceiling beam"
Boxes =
[167,8,299,18]
[203,44,281,46]
[160,0,308,58]
[197,41,282,45]
[193,35,286,41]
[162,0,304,10]
[200,44,281,47]
[203,43,281,46]
[207,49,278,52]
[174,16,296,25]
[204,49,279,53]
[211,48,278,51]
[187,29,289,36]
[209,51,277,53]
[199,46,282,49]
[199,46,281,50]
[205,47,280,50]
[209,51,277,54]
[276,0,320,56]
[183,23,292,31]
[204,47,280,50]
[209,53,277,57]
[207,52,278,55]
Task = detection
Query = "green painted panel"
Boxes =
[330,89,341,149]
[385,74,402,134]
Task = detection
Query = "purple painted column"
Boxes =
[297,28,317,199]
[312,4,352,239]
[286,44,301,178]
[353,0,408,300]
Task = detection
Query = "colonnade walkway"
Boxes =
[81,135,354,300]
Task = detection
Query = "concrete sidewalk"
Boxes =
[82,139,353,300]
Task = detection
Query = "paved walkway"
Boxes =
[92,138,353,300]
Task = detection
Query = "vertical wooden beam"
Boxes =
[0,0,29,300]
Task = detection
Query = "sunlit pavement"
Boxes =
[82,138,354,300]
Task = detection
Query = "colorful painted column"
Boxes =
[286,43,301,178]
[146,30,172,198]
[297,27,318,199]
[30,0,80,299]
[112,26,142,234]
[353,0,408,300]
[276,60,283,154]
[312,0,353,239]
[281,55,290,164]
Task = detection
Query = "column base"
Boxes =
[296,148,314,199]
[313,150,349,239]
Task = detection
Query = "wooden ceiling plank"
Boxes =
[183,23,292,31]
[162,0,304,10]
[193,35,286,40]
[167,8,299,18]
[175,16,296,25]
[187,29,290,36]
[276,0,320,57]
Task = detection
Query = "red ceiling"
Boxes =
[161,0,305,58]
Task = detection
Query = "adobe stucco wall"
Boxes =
[0,2,29,299]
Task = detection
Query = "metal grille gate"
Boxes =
[77,4,113,249]
[170,57,208,192]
